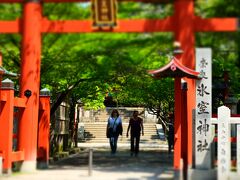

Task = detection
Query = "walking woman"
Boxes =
[126,111,144,157]
[106,109,123,154]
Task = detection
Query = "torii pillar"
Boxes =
[18,0,42,171]
[173,0,196,168]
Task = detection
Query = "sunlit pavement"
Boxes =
[1,144,174,180]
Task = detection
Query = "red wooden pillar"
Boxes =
[174,0,195,167]
[18,0,42,171]
[0,79,14,174]
[174,77,182,170]
[0,52,2,110]
[37,88,50,168]
[173,43,183,170]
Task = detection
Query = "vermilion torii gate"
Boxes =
[0,0,238,172]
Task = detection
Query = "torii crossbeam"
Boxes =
[0,0,238,171]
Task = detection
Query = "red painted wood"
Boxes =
[12,134,18,139]
[213,137,237,143]
[173,0,195,167]
[174,77,182,170]
[0,17,236,34]
[0,17,237,34]
[0,20,20,33]
[0,88,14,172]
[37,96,50,163]
[194,17,238,32]
[18,1,42,163]
[212,114,240,118]
[11,151,24,162]
[41,18,174,33]
[14,97,26,108]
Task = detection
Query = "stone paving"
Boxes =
[1,143,174,180]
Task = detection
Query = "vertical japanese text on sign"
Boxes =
[91,0,117,27]
[195,48,212,169]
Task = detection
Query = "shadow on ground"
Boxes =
[49,148,174,180]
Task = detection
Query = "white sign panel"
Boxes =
[195,48,212,169]
[217,106,231,180]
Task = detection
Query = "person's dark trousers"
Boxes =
[130,135,140,156]
[168,138,173,153]
[109,136,118,154]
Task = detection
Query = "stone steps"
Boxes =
[80,122,165,144]
[93,109,147,122]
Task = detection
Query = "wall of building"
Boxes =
[78,107,158,123]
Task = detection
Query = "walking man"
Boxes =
[126,111,144,157]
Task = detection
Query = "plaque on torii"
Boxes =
[91,0,117,28]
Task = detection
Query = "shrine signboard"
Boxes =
[195,48,212,169]
[217,106,231,180]
[92,0,117,27]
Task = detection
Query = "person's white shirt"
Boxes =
[108,116,122,132]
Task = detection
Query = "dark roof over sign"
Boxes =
[148,57,200,79]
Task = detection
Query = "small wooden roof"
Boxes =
[0,66,18,77]
[148,57,200,79]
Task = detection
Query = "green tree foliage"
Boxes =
[0,1,239,122]
[40,1,175,115]
[195,0,240,112]
[118,2,172,19]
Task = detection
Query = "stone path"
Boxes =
[1,145,174,180]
